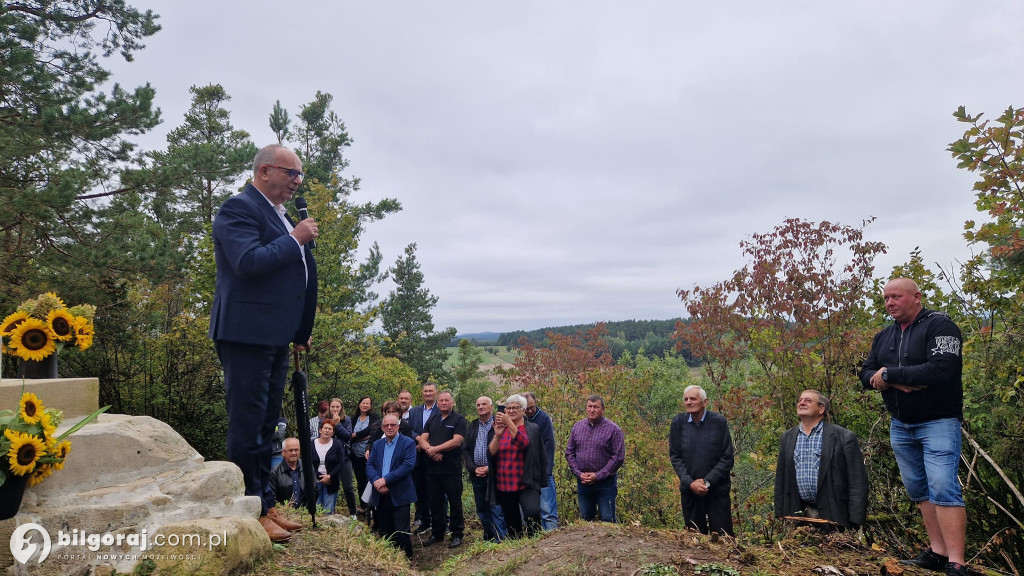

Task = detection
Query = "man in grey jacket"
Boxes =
[774,390,868,529]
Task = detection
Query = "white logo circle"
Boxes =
[10,522,51,565]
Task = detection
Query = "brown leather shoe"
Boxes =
[259,515,292,542]
[267,507,302,532]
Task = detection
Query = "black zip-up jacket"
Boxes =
[859,308,963,424]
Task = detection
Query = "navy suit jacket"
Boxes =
[407,403,434,438]
[366,434,417,508]
[209,183,317,347]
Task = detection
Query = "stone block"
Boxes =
[146,517,272,576]
[0,377,99,422]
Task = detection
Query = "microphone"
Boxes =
[294,197,315,250]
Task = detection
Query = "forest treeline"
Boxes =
[497,318,696,364]
[1,3,1021,574]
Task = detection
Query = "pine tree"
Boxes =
[380,243,457,382]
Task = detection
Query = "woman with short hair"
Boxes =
[309,400,330,441]
[312,419,345,514]
[488,393,548,537]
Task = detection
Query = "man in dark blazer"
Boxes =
[669,385,735,536]
[406,381,438,533]
[367,414,418,559]
[209,144,318,542]
[462,395,506,542]
[774,390,868,529]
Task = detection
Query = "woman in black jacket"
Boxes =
[349,396,380,514]
[312,419,346,514]
[328,397,359,516]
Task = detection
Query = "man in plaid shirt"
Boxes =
[565,394,625,523]
[774,390,867,530]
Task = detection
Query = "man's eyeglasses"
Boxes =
[797,397,821,406]
[381,423,399,428]
[265,165,304,181]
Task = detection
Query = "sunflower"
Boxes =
[38,411,57,445]
[72,316,94,351]
[46,309,75,342]
[51,440,72,470]
[1,311,29,336]
[27,463,53,487]
[8,318,56,361]
[6,430,45,475]
[19,392,44,424]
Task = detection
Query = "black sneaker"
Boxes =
[944,562,969,576]
[901,548,949,571]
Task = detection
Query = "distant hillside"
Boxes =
[495,318,696,365]
[451,331,502,344]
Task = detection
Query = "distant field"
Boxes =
[445,344,518,367]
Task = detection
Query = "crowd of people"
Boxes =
[205,149,967,575]
[267,384,604,558]
[263,280,966,576]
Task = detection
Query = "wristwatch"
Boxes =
[881,368,889,382]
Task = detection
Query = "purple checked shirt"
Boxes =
[565,416,625,481]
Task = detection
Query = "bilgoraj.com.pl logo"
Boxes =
[9,523,51,565]
[10,523,225,565]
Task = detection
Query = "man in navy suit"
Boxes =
[406,381,438,533]
[209,144,318,542]
[368,413,418,559]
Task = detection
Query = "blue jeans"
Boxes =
[317,483,338,514]
[890,417,964,507]
[577,474,617,523]
[540,473,558,530]
[270,455,283,472]
[470,475,507,540]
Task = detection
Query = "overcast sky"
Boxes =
[105,1,1024,334]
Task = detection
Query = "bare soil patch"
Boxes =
[256,508,935,576]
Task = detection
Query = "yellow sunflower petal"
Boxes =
[39,412,57,442]
[27,463,53,487]
[8,318,56,361]
[7,431,45,475]
[72,316,95,351]
[46,309,75,342]
[19,392,44,424]
[1,311,30,336]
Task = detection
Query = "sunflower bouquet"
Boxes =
[0,292,95,362]
[0,392,106,489]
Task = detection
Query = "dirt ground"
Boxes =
[410,520,912,576]
[261,509,940,576]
